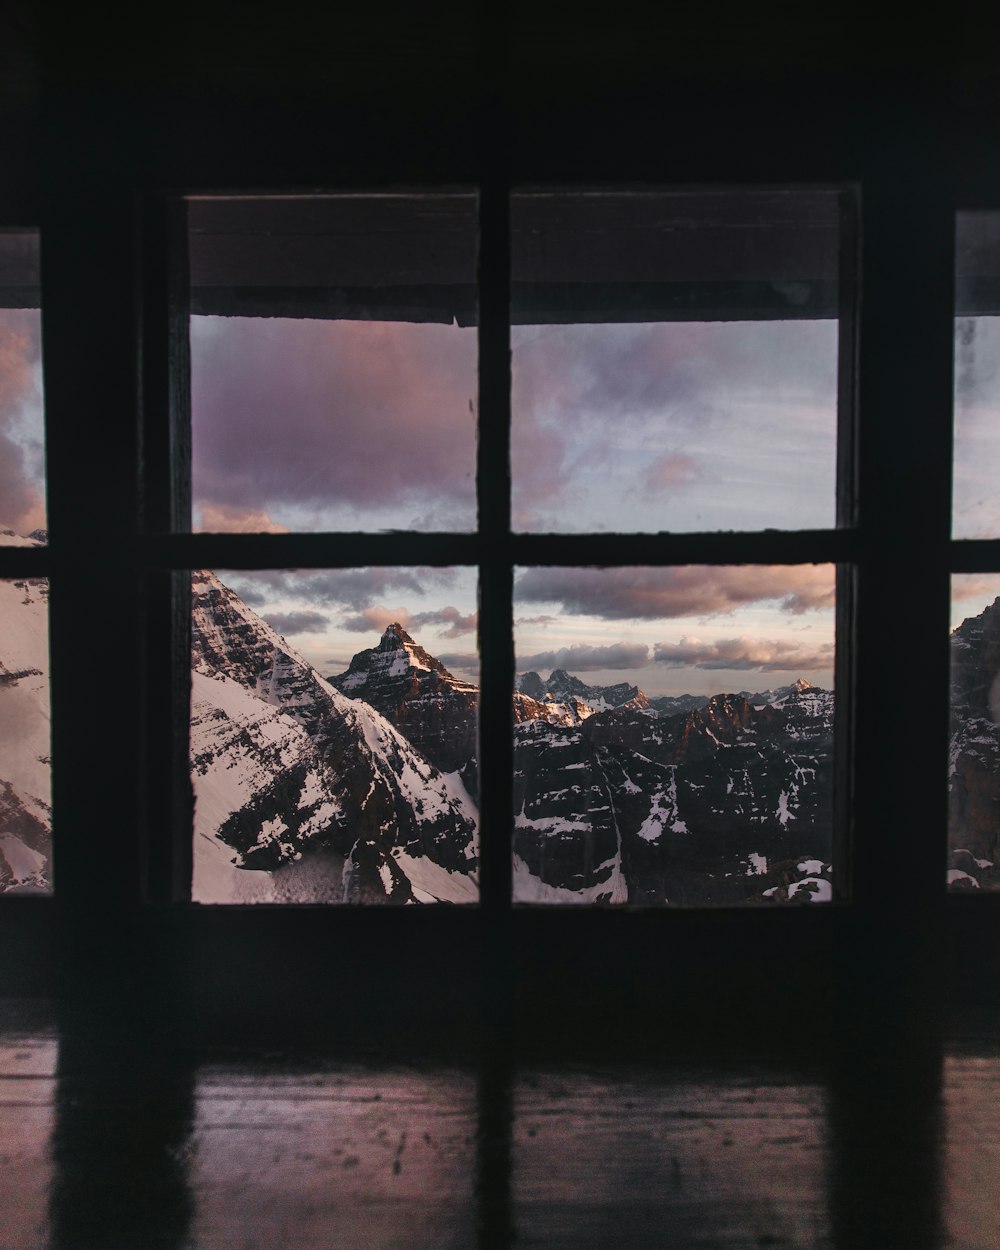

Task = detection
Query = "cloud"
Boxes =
[653,635,835,671]
[226,567,452,612]
[515,614,557,626]
[510,320,837,530]
[410,605,477,637]
[197,503,289,533]
[339,602,477,639]
[341,606,412,634]
[514,565,835,620]
[262,610,329,635]
[516,641,650,672]
[642,451,701,491]
[190,318,477,528]
[438,652,480,673]
[0,312,46,534]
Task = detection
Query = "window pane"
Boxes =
[188,194,478,533]
[0,576,51,894]
[949,575,1000,890]
[511,190,843,533]
[190,567,479,903]
[954,213,1000,538]
[512,565,837,905]
[0,231,46,543]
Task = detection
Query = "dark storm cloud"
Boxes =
[190,318,477,525]
[516,642,649,672]
[0,313,45,533]
[225,567,449,612]
[262,610,329,636]
[514,565,835,620]
[654,636,834,671]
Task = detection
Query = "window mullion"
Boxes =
[477,171,514,920]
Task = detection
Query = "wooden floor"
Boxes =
[1,1000,997,1250]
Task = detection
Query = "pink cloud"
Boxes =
[642,452,702,491]
[654,635,834,671]
[196,503,289,533]
[515,564,836,621]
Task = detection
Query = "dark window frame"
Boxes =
[2,106,994,1025]
[137,182,859,916]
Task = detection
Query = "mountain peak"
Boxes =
[792,677,815,693]
[379,622,416,648]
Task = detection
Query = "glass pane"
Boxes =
[188,195,478,533]
[954,212,1000,538]
[190,566,479,903]
[0,577,51,894]
[949,575,1000,890]
[511,190,843,533]
[0,231,46,542]
[512,565,837,905]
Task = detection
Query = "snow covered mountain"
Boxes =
[191,573,479,903]
[0,572,51,893]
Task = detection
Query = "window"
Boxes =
[140,187,857,910]
[950,212,1000,892]
[6,76,987,1028]
[0,229,51,897]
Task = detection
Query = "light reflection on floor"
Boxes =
[0,1003,57,1250]
[513,1067,831,1249]
[188,1064,479,1250]
[943,1037,1000,1250]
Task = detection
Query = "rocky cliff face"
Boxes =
[513,688,834,905]
[192,575,478,904]
[949,598,1000,888]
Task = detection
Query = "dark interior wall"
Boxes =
[1,2,999,1043]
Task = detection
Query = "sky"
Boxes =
[220,562,837,698]
[953,316,1000,539]
[951,574,1000,632]
[190,314,839,534]
[188,308,842,695]
[0,308,46,536]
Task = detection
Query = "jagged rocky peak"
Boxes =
[333,622,470,696]
[330,624,479,782]
[519,667,651,712]
[518,670,548,701]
